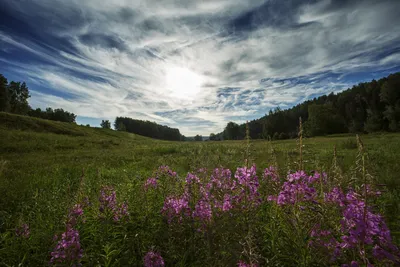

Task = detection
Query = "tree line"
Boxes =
[0,74,76,123]
[210,72,400,140]
[114,117,184,141]
[3,71,400,141]
[0,73,182,140]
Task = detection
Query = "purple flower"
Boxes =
[70,204,83,217]
[99,186,129,221]
[287,170,307,182]
[222,194,233,211]
[50,226,83,266]
[362,184,381,197]
[325,187,345,206]
[193,199,212,222]
[321,186,400,263]
[144,178,158,191]
[144,251,165,267]
[234,165,260,207]
[210,168,233,189]
[157,166,177,178]
[113,201,129,222]
[309,224,340,261]
[161,194,190,223]
[99,186,117,213]
[15,223,30,238]
[67,203,85,226]
[186,173,200,184]
[263,166,279,182]
[307,171,324,184]
[270,171,317,206]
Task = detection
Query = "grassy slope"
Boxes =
[0,112,399,264]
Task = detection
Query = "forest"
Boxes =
[0,74,76,123]
[214,72,400,140]
[114,116,183,141]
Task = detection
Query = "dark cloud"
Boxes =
[227,0,317,34]
[0,4,79,55]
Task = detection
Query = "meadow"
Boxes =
[0,112,399,266]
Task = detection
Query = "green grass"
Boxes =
[0,112,399,266]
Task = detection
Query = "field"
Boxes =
[0,112,399,266]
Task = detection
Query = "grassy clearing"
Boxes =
[0,113,399,266]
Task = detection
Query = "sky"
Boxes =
[1,0,400,136]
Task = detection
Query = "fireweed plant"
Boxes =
[2,130,400,266]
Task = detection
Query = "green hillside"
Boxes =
[0,112,154,153]
[0,112,151,139]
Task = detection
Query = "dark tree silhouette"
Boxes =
[194,135,203,141]
[0,74,9,112]
[215,72,400,139]
[0,73,76,123]
[100,120,111,129]
[114,117,183,141]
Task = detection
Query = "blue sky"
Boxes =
[1,0,400,135]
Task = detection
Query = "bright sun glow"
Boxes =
[165,67,203,99]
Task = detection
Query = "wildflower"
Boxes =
[234,165,260,206]
[161,194,190,223]
[193,198,212,222]
[307,171,325,184]
[222,194,233,211]
[186,173,200,185]
[267,170,320,206]
[210,168,233,190]
[69,204,83,217]
[99,186,117,213]
[157,166,177,178]
[113,201,129,222]
[67,203,84,226]
[99,186,129,221]
[144,178,158,191]
[263,166,279,182]
[325,187,345,206]
[309,224,340,261]
[274,178,317,205]
[15,223,30,238]
[322,186,400,263]
[361,184,381,197]
[287,170,307,182]
[50,226,83,266]
[144,251,165,267]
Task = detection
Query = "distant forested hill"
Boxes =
[114,117,184,141]
[212,72,400,140]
